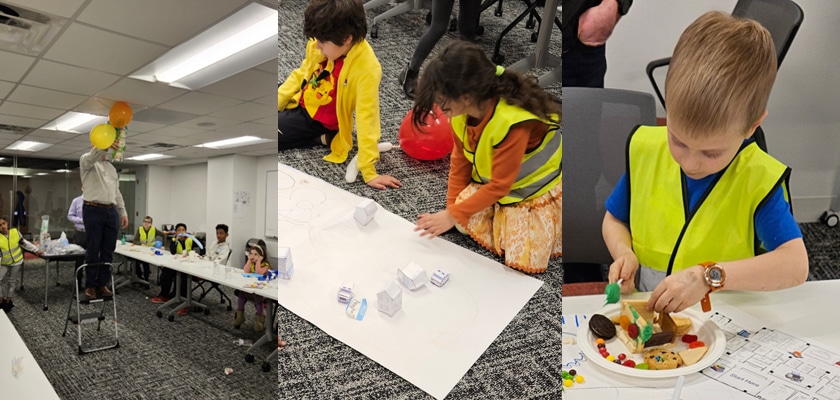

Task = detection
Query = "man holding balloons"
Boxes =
[78,102,132,299]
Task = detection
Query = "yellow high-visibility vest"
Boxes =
[137,226,156,246]
[0,228,25,265]
[450,99,561,205]
[628,125,790,275]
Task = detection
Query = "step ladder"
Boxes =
[62,263,120,355]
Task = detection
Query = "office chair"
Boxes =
[646,0,804,152]
[365,0,458,39]
[476,0,560,64]
[561,87,656,280]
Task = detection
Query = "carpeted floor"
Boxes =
[7,257,276,400]
[800,222,840,281]
[278,1,563,399]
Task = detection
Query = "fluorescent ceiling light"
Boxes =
[5,141,52,151]
[126,154,174,161]
[129,3,277,90]
[55,169,70,173]
[41,112,108,133]
[36,172,49,176]
[195,135,270,149]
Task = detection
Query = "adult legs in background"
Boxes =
[278,108,337,150]
[400,0,457,99]
[561,44,607,88]
[83,204,116,294]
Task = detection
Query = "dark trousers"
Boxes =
[562,44,607,88]
[158,268,188,298]
[278,107,337,150]
[82,205,118,288]
[135,261,150,280]
[409,0,481,71]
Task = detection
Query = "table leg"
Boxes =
[43,260,49,311]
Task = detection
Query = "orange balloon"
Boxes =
[109,101,133,128]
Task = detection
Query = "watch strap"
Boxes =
[700,261,717,312]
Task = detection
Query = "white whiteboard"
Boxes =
[265,170,278,238]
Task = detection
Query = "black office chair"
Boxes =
[646,0,804,153]
[476,0,560,64]
[561,87,657,282]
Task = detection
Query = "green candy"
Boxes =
[635,363,649,370]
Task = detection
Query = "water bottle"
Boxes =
[121,234,126,245]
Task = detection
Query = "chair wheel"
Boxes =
[226,305,232,311]
[220,298,225,304]
[425,12,432,25]
[156,310,163,318]
[526,20,535,29]
[245,354,255,363]
[204,309,210,316]
[449,18,457,32]
[494,9,502,17]
[370,25,379,39]
[475,25,485,36]
[168,315,174,322]
[531,32,539,43]
[261,362,271,372]
[78,347,83,355]
[43,305,48,311]
[493,54,505,64]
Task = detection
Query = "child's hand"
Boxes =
[414,210,456,239]
[367,175,401,190]
[647,265,708,314]
[607,252,639,294]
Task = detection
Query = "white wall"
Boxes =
[147,165,172,227]
[256,155,277,260]
[169,163,208,233]
[605,0,840,221]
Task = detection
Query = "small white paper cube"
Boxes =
[377,283,402,317]
[430,269,450,287]
[338,282,354,303]
[397,262,428,291]
[353,198,378,226]
[278,247,294,280]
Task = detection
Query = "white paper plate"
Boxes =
[579,304,726,378]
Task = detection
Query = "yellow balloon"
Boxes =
[90,124,116,149]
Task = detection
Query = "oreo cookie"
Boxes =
[589,313,616,340]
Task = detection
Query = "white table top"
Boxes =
[563,280,840,399]
[0,311,61,400]
[114,244,277,301]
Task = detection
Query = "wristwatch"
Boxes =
[615,0,632,16]
[700,261,726,312]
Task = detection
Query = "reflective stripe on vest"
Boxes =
[628,125,791,275]
[0,229,24,265]
[450,99,561,205]
[138,226,156,245]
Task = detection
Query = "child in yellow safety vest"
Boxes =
[132,215,161,286]
[411,41,561,274]
[0,216,42,312]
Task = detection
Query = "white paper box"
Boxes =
[377,283,402,317]
[430,269,450,287]
[278,247,294,279]
[338,282,354,303]
[397,262,428,291]
[353,198,378,226]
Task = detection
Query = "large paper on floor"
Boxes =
[278,164,543,399]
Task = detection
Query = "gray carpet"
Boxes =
[278,1,562,399]
[800,222,840,281]
[7,257,276,400]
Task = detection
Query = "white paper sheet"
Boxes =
[278,164,543,399]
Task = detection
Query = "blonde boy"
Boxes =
[602,11,808,313]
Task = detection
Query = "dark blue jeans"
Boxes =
[82,204,118,288]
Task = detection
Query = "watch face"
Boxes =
[709,268,722,281]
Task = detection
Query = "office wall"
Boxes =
[147,165,173,227]
[256,155,277,259]
[169,163,208,234]
[605,0,840,221]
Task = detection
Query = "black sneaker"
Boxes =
[399,64,419,100]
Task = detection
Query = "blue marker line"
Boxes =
[575,315,579,327]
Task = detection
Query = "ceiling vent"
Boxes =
[0,123,31,135]
[0,2,64,56]
[142,143,182,149]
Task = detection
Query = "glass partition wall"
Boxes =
[0,155,137,244]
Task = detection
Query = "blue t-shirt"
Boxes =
[605,171,802,252]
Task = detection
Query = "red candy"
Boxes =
[689,341,706,349]
[682,334,698,343]
[618,353,626,361]
[628,324,639,339]
[623,360,636,368]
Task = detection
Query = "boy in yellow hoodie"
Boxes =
[278,0,401,190]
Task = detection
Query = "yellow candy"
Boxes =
[606,355,615,362]
[564,379,574,387]
[575,375,585,383]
